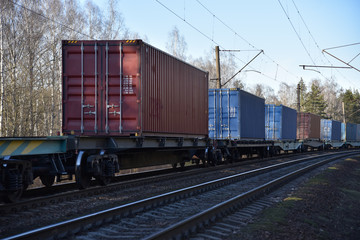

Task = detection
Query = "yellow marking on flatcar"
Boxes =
[21,141,44,155]
[67,40,78,44]
[2,141,24,156]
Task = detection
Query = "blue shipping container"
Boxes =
[357,124,360,141]
[209,88,265,140]
[341,123,357,141]
[265,104,297,141]
[320,119,341,141]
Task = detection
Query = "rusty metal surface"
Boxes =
[296,112,321,140]
[62,40,208,137]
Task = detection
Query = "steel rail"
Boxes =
[146,152,359,239]
[5,151,356,240]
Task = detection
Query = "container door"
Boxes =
[215,89,240,139]
[80,42,99,134]
[103,42,140,134]
[104,42,122,134]
[63,41,140,135]
[208,90,217,138]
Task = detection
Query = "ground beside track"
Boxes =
[228,155,360,240]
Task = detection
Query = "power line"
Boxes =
[155,0,283,85]
[290,0,358,87]
[155,0,220,46]
[195,0,300,82]
[291,0,322,55]
[195,0,258,50]
[278,0,316,66]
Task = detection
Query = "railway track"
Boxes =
[0,151,324,214]
[5,150,357,240]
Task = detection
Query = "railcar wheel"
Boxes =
[40,175,55,187]
[75,151,91,189]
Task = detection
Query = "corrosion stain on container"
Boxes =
[265,104,297,141]
[296,112,321,140]
[62,40,208,137]
[320,119,341,141]
[209,88,265,140]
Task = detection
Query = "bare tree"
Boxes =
[277,82,297,108]
[192,49,244,89]
[102,0,128,39]
[166,26,187,61]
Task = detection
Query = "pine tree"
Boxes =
[342,89,360,124]
[303,81,327,118]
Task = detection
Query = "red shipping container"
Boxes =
[297,112,321,140]
[62,40,208,137]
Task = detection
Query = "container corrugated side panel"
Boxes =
[208,88,264,140]
[281,105,297,140]
[357,124,360,141]
[331,120,341,141]
[265,105,296,141]
[239,90,265,139]
[320,119,341,141]
[297,112,320,140]
[320,119,331,141]
[342,123,357,141]
[208,90,216,139]
[208,89,240,139]
[265,104,278,140]
[141,42,208,137]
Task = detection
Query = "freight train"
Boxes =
[0,40,359,202]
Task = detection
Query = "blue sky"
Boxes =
[85,0,360,92]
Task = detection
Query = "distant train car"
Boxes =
[265,104,299,152]
[297,112,322,149]
[265,104,297,141]
[341,123,357,141]
[209,88,265,140]
[62,40,209,138]
[357,124,360,141]
[320,119,341,141]
[297,112,321,140]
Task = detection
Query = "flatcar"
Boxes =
[0,39,359,202]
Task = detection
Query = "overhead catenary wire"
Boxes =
[278,0,358,88]
[195,0,301,82]
[291,0,358,87]
[155,0,282,85]
[277,0,317,66]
